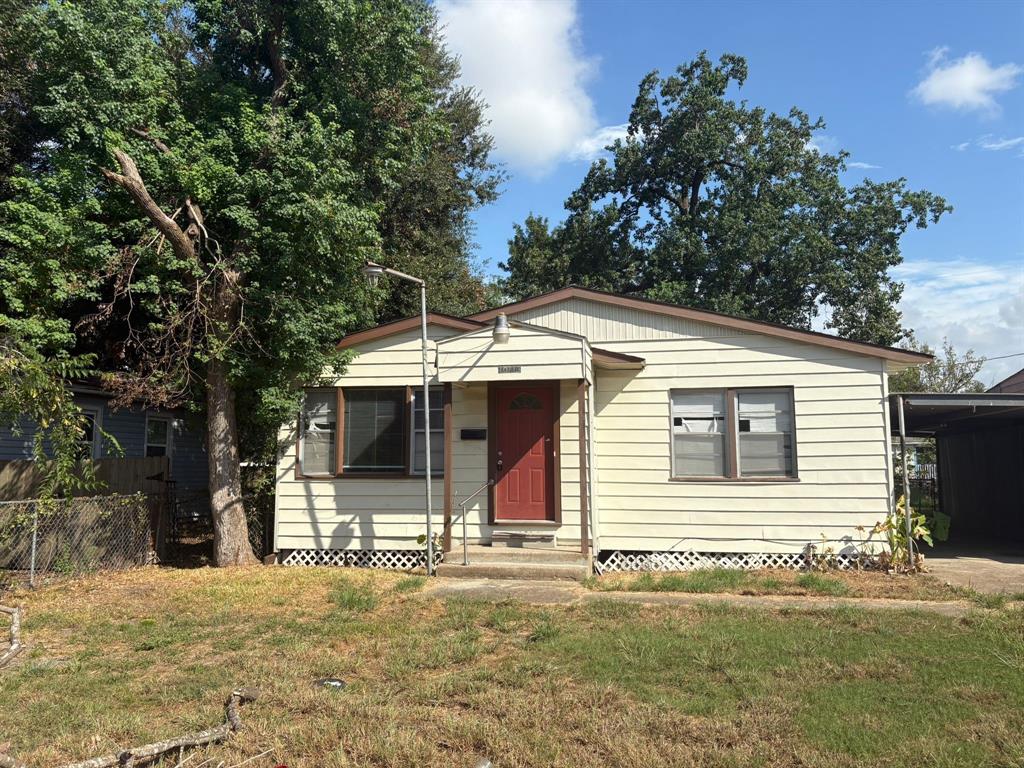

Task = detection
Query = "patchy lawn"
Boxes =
[1,567,1022,767]
[586,567,993,602]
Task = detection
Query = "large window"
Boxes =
[299,387,445,478]
[343,388,405,474]
[670,388,796,480]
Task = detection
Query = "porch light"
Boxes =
[362,261,385,289]
[493,313,510,344]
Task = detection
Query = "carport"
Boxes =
[890,393,1024,562]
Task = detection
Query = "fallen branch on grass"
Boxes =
[54,688,258,768]
[0,605,23,669]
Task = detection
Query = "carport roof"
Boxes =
[889,392,1024,436]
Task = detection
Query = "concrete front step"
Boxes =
[435,560,591,581]
[456,545,588,564]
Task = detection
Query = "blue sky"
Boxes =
[436,0,1024,385]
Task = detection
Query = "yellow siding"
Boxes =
[274,297,897,557]
[437,324,588,383]
[508,299,894,556]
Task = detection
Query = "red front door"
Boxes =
[494,384,556,521]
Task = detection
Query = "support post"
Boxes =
[577,379,589,556]
[420,282,434,575]
[897,394,913,570]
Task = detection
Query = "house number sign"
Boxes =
[498,365,522,374]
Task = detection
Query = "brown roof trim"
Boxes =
[470,286,931,364]
[336,313,485,350]
[591,346,645,366]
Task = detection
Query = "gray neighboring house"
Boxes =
[0,380,208,494]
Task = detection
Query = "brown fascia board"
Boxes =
[591,347,645,366]
[336,313,485,350]
[469,286,932,365]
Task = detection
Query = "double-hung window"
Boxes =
[298,387,445,477]
[410,388,444,475]
[78,409,100,460]
[146,417,171,458]
[670,388,796,479]
[671,391,728,477]
[300,390,338,476]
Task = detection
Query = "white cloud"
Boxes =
[847,161,881,169]
[978,135,1024,151]
[569,123,629,161]
[893,257,1024,386]
[436,0,602,176]
[951,141,971,151]
[806,134,840,154]
[911,48,1021,114]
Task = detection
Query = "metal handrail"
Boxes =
[457,479,494,565]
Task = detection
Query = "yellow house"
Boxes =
[274,287,928,575]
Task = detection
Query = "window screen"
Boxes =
[736,390,794,477]
[411,388,444,474]
[301,391,336,475]
[343,389,405,473]
[671,391,727,477]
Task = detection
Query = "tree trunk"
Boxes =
[205,355,257,566]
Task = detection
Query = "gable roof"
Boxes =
[467,286,931,365]
[989,367,1024,394]
[336,313,484,350]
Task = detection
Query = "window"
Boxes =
[671,391,728,477]
[298,386,451,478]
[411,388,444,475]
[737,391,794,477]
[343,388,405,474]
[670,388,796,480]
[78,410,99,459]
[300,391,337,476]
[146,417,171,457]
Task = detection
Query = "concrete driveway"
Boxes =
[926,547,1024,594]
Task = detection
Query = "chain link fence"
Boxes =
[0,493,152,586]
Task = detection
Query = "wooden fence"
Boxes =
[0,456,171,501]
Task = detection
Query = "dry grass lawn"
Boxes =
[1,566,1023,768]
[586,568,978,601]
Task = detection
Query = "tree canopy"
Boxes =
[0,0,500,562]
[889,337,987,394]
[502,53,950,346]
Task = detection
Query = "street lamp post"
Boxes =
[363,261,436,575]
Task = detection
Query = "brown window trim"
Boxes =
[669,385,799,483]
[294,385,445,481]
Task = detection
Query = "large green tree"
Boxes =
[502,53,950,346]
[0,0,499,564]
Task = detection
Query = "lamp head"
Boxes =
[363,261,385,288]
[492,312,510,344]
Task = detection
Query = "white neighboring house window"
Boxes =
[78,408,100,459]
[671,391,728,477]
[410,387,444,475]
[146,416,172,458]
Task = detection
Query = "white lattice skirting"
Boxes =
[595,550,863,574]
[281,549,426,570]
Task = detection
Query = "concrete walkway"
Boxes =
[926,552,1024,595]
[425,577,974,617]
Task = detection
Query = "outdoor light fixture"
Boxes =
[492,312,510,344]
[362,261,385,289]
[362,260,435,575]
